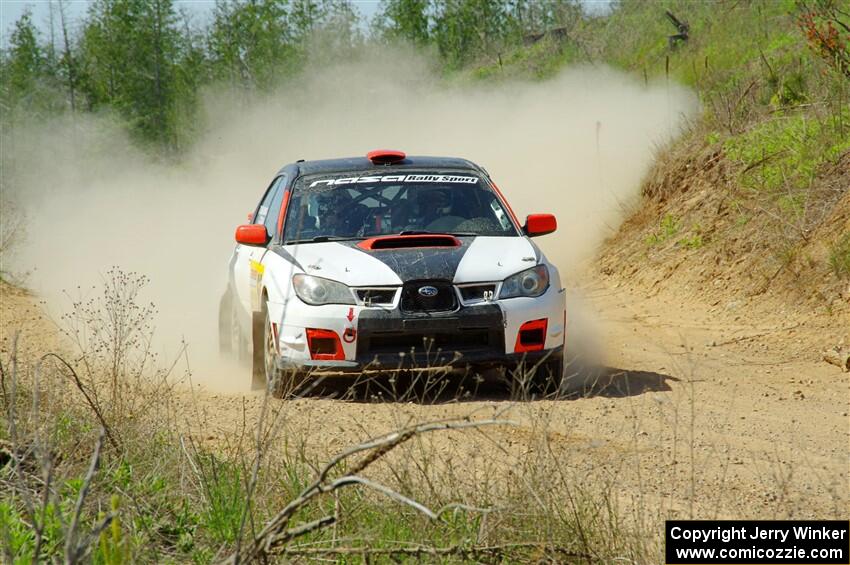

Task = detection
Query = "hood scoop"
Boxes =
[358,234,461,251]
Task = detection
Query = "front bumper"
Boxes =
[276,346,563,374]
[268,283,566,372]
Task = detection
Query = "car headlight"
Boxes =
[292,274,355,305]
[499,264,549,299]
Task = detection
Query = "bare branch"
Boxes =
[268,515,336,546]
[64,429,104,564]
[327,475,438,519]
[39,353,119,451]
[228,417,514,563]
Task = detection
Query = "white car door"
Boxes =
[234,177,284,315]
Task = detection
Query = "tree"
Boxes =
[290,0,323,39]
[375,0,430,46]
[57,0,80,112]
[208,0,297,89]
[79,0,182,144]
[308,0,362,57]
[171,10,210,146]
[1,8,67,115]
[4,10,45,99]
[431,0,519,67]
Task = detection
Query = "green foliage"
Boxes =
[0,500,37,563]
[0,476,103,562]
[374,0,430,46]
[95,495,130,564]
[5,9,43,95]
[208,0,298,89]
[372,0,583,69]
[705,131,721,145]
[645,213,681,245]
[829,232,850,279]
[1,8,65,115]
[724,110,849,194]
[587,0,847,135]
[196,452,246,544]
[678,231,704,249]
[431,0,520,68]
[79,0,184,146]
[103,459,202,559]
[646,216,703,250]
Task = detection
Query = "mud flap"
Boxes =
[251,309,266,389]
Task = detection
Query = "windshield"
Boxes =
[282,171,519,243]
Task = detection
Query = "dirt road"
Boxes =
[3,273,847,523]
[171,272,849,521]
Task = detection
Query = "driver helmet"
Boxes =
[318,189,354,227]
[420,188,452,218]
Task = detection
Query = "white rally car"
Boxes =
[219,150,566,393]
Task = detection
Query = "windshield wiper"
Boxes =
[397,230,478,237]
[287,236,363,244]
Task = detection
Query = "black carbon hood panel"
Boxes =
[343,236,473,282]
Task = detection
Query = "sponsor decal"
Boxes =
[309,174,479,188]
[249,259,265,275]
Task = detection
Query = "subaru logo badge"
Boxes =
[418,286,438,297]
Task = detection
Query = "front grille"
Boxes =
[355,304,505,366]
[367,329,490,354]
[355,288,397,306]
[400,281,457,313]
[458,284,496,303]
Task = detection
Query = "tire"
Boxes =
[253,302,304,396]
[251,308,268,391]
[532,356,564,396]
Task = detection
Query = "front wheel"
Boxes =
[254,304,303,397]
[251,307,269,390]
[532,357,564,396]
[505,354,563,399]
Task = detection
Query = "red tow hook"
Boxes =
[343,327,357,343]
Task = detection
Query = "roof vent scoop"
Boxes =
[367,149,406,164]
[358,234,460,250]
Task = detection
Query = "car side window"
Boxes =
[253,177,283,226]
[264,174,288,240]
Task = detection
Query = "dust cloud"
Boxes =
[2,51,698,391]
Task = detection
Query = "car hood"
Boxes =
[273,236,539,286]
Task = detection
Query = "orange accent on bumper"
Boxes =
[514,318,548,353]
[306,328,345,360]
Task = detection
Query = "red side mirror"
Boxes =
[235,224,269,246]
[524,214,557,237]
